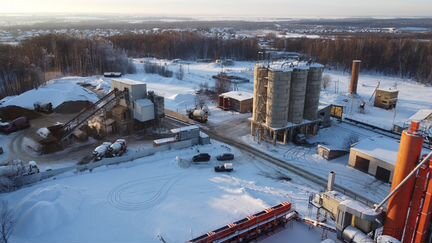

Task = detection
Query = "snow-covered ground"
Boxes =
[2,59,431,130]
[241,123,392,204]
[320,70,432,130]
[2,142,334,243]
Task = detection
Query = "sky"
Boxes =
[0,0,431,18]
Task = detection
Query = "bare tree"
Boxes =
[214,75,231,95]
[0,200,15,243]
[322,74,331,90]
[343,134,359,150]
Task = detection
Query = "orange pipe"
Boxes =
[403,163,429,243]
[384,122,424,240]
[414,161,432,243]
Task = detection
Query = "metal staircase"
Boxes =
[59,88,127,140]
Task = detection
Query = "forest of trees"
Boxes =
[1,31,431,99]
[0,35,135,99]
[271,36,432,84]
[109,32,259,60]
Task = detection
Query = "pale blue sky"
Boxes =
[1,0,431,17]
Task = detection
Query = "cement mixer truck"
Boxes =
[108,139,127,157]
[187,109,208,123]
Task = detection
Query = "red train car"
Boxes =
[188,201,295,243]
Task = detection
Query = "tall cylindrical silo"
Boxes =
[252,65,268,123]
[303,65,323,120]
[288,67,308,124]
[266,69,291,128]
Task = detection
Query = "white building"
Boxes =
[348,136,400,183]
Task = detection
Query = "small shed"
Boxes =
[348,136,400,183]
[374,88,398,109]
[317,145,348,160]
[218,91,253,113]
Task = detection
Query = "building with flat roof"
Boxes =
[218,91,253,113]
[348,136,400,183]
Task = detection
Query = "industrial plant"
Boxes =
[251,63,324,144]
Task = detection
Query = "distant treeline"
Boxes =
[271,36,432,84]
[109,32,259,60]
[0,34,135,99]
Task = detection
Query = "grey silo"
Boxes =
[252,65,268,123]
[266,69,291,128]
[288,68,308,124]
[303,66,323,120]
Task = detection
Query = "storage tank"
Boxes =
[383,121,424,240]
[303,65,323,120]
[266,69,291,128]
[252,65,268,123]
[288,67,308,124]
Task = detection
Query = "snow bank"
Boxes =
[165,93,196,110]
[14,184,84,237]
[1,78,99,109]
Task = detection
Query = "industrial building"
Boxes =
[393,109,432,140]
[26,79,165,153]
[108,79,165,134]
[348,136,400,182]
[374,88,399,109]
[218,91,253,113]
[251,63,324,144]
[153,125,210,146]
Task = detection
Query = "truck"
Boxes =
[34,102,53,113]
[0,117,30,134]
[108,139,127,157]
[187,109,208,123]
[24,161,40,176]
[214,163,233,172]
[92,142,112,161]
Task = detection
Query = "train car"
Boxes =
[188,201,295,243]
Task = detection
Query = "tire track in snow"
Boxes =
[107,173,184,211]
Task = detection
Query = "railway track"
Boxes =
[342,117,431,149]
[164,113,378,208]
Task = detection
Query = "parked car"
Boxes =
[216,153,234,161]
[92,142,112,161]
[192,153,211,162]
[0,147,3,155]
[0,117,30,134]
[214,163,233,172]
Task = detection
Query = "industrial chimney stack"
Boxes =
[349,60,361,95]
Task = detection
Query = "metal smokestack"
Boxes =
[327,171,336,191]
[349,60,361,95]
[383,121,424,240]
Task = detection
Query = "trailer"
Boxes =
[188,201,296,243]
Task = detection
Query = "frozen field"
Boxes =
[2,142,332,243]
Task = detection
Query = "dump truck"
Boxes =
[108,139,127,157]
[214,163,233,172]
[0,117,30,134]
[92,142,112,161]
